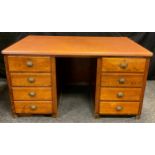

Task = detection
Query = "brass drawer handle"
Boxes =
[30,105,37,110]
[28,91,36,97]
[119,63,128,69]
[115,106,123,111]
[27,77,35,83]
[117,92,124,98]
[26,60,33,67]
[118,78,125,84]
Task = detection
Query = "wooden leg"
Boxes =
[12,112,18,118]
[52,113,58,118]
[13,114,17,118]
[94,113,100,119]
[135,115,141,119]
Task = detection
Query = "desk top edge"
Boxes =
[2,35,153,57]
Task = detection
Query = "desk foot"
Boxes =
[52,113,58,118]
[135,115,141,119]
[12,113,18,118]
[94,114,100,119]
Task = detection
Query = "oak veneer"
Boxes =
[2,36,153,118]
[95,57,151,118]
[101,73,144,87]
[3,54,56,117]
[2,36,152,57]
[8,56,51,72]
[101,58,146,73]
[99,102,140,115]
[12,87,52,101]
[10,73,52,87]
[100,87,142,101]
[14,101,52,114]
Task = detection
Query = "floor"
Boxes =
[0,81,154,123]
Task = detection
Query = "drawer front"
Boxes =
[12,87,52,101]
[14,101,52,114]
[99,102,140,115]
[101,58,146,73]
[8,56,51,72]
[11,73,52,87]
[100,87,141,101]
[101,73,143,87]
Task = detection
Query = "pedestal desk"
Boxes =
[2,36,153,118]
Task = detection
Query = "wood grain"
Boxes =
[100,87,142,101]
[14,101,52,114]
[2,36,153,57]
[4,56,17,116]
[7,56,51,72]
[101,73,144,87]
[2,36,153,117]
[137,58,150,117]
[10,73,52,87]
[12,87,52,101]
[95,58,102,114]
[99,101,140,115]
[101,58,146,73]
[51,57,58,116]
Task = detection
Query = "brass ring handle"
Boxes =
[26,60,33,67]
[119,63,128,69]
[28,91,36,97]
[118,78,125,84]
[30,105,37,110]
[27,77,35,83]
[115,106,123,111]
[117,92,124,98]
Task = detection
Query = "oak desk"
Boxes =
[2,36,153,118]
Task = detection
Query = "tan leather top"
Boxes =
[2,35,153,57]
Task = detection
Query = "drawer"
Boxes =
[100,87,141,101]
[14,101,52,114]
[10,73,52,87]
[101,73,143,87]
[12,87,52,101]
[101,58,146,73]
[99,101,140,115]
[7,56,52,72]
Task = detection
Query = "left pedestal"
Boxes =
[4,55,57,117]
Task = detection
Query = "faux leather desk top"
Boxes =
[2,36,153,57]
